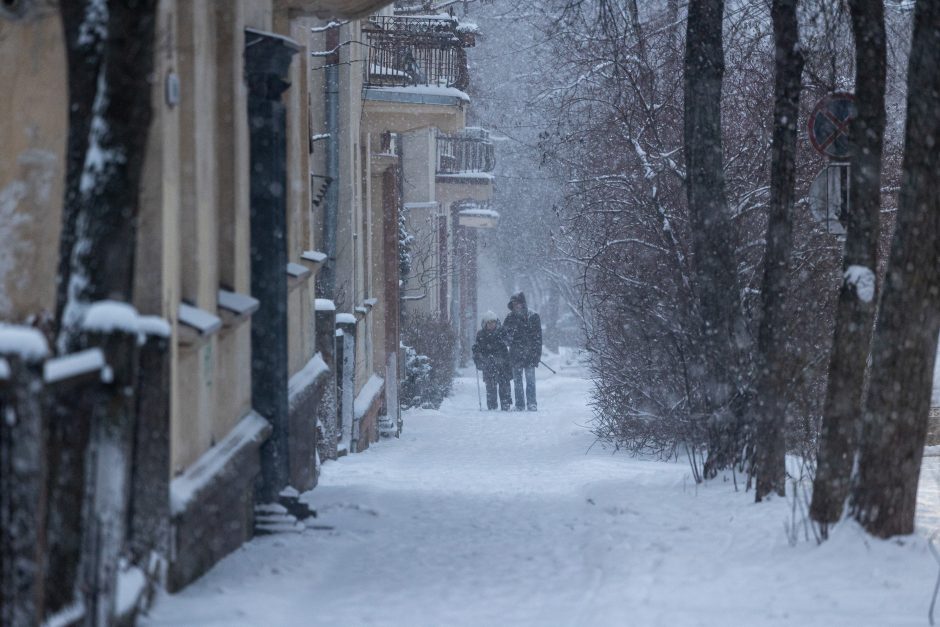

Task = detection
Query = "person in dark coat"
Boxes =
[503,292,542,411]
[472,311,512,410]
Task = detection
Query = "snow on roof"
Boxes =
[218,290,260,316]
[354,374,385,420]
[178,303,222,335]
[82,300,140,335]
[403,201,439,210]
[315,298,337,311]
[289,352,329,407]
[302,250,328,263]
[43,348,106,384]
[336,313,357,324]
[170,411,270,515]
[456,21,479,33]
[0,324,50,361]
[438,171,495,181]
[363,297,379,307]
[459,208,500,218]
[363,85,470,105]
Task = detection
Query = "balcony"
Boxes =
[363,15,472,91]
[436,128,495,175]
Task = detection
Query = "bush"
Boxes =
[400,313,457,409]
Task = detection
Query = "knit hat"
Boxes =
[481,310,498,328]
[507,292,527,311]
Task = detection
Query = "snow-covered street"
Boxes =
[146,356,939,626]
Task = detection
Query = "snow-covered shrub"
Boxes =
[400,344,432,409]
[399,313,456,410]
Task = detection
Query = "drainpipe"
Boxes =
[320,25,340,298]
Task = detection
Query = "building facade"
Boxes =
[0,1,495,624]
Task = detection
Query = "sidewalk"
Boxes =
[146,359,937,626]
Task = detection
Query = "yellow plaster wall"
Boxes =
[0,10,67,322]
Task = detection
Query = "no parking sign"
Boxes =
[807,92,856,160]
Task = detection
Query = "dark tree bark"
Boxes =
[0,355,48,627]
[849,0,940,538]
[55,0,157,348]
[752,0,803,502]
[810,0,887,529]
[47,1,158,621]
[54,0,106,344]
[683,0,743,478]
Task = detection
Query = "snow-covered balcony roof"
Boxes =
[457,206,499,229]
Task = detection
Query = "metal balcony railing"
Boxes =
[436,128,496,175]
[364,15,471,90]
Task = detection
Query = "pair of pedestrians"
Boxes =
[471,292,542,411]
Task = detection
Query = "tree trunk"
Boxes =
[54,0,106,344]
[55,0,158,348]
[47,2,158,621]
[752,0,803,502]
[810,0,887,528]
[849,0,940,538]
[683,0,742,478]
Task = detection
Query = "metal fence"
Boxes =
[364,15,468,90]
[436,129,495,174]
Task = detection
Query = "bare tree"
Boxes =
[684,0,749,478]
[751,0,803,501]
[849,0,940,538]
[810,0,887,529]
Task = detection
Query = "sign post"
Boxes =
[808,92,856,160]
[807,92,856,236]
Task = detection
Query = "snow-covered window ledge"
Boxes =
[300,250,327,276]
[217,289,260,330]
[287,262,312,292]
[178,303,222,348]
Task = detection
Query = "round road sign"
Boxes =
[807,92,856,159]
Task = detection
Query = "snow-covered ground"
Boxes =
[146,352,940,626]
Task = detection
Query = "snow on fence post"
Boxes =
[315,300,338,460]
[43,346,107,619]
[336,314,357,454]
[127,318,171,571]
[77,303,141,626]
[0,329,50,627]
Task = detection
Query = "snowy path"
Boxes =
[147,359,938,626]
